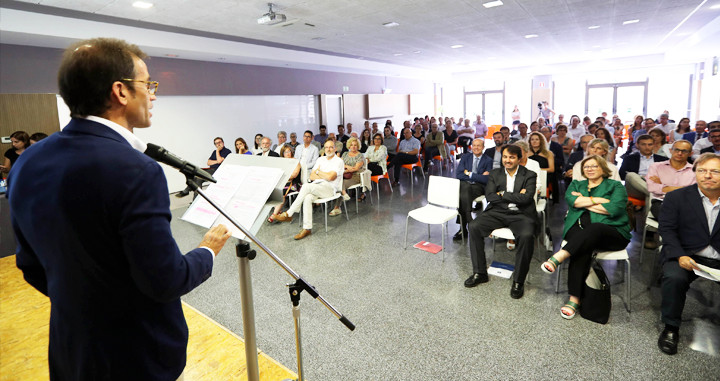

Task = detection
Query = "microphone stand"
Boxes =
[184,176,355,381]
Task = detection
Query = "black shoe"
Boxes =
[175,190,190,198]
[464,273,489,288]
[452,230,467,241]
[658,328,679,355]
[510,281,525,299]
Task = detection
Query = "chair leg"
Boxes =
[441,223,446,262]
[404,216,410,249]
[640,222,649,264]
[323,202,329,232]
[555,263,562,294]
[343,199,350,221]
[427,224,431,239]
[625,259,631,313]
[387,177,393,193]
[355,191,359,214]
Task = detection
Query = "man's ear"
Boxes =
[109,81,129,106]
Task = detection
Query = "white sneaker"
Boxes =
[506,240,516,250]
[343,193,351,201]
[329,208,342,216]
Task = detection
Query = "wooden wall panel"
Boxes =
[0,94,60,153]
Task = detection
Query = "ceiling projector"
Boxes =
[257,3,286,25]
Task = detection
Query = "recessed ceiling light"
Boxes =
[132,1,153,9]
[711,4,720,9]
[588,25,600,30]
[383,22,399,28]
[450,44,464,48]
[482,0,504,8]
[622,19,640,25]
[524,34,538,39]
[393,53,403,56]
[413,50,422,54]
[592,45,601,48]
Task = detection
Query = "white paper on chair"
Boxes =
[182,166,283,240]
[694,263,720,282]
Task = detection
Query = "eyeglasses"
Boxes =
[121,79,159,95]
[583,165,600,170]
[672,148,691,154]
[696,169,720,176]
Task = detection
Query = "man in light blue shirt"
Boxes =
[294,130,320,181]
[387,128,420,186]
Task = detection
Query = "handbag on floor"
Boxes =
[579,257,611,324]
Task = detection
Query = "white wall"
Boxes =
[51,95,319,193]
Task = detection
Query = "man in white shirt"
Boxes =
[692,121,720,159]
[273,139,344,240]
[457,119,475,153]
[656,113,675,136]
[473,115,488,139]
[293,130,320,182]
[568,116,586,142]
[272,130,287,155]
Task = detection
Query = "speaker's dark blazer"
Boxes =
[7,118,213,380]
[484,165,538,221]
[659,184,720,263]
[618,152,668,180]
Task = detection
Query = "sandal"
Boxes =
[541,256,561,274]
[267,214,276,224]
[358,194,366,202]
[560,301,579,320]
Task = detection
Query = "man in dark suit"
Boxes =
[464,145,537,299]
[257,136,281,157]
[7,38,232,380]
[177,136,232,197]
[699,128,720,155]
[454,138,493,241]
[681,120,707,144]
[620,134,669,201]
[657,153,720,355]
[484,131,504,169]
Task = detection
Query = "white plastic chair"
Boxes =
[403,176,461,260]
[298,192,349,232]
[346,169,373,213]
[640,210,659,264]
[556,240,631,312]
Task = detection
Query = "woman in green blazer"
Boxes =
[541,155,631,319]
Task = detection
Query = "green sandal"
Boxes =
[541,256,561,274]
[561,301,579,320]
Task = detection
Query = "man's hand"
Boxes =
[199,224,232,256]
[482,171,489,175]
[571,191,582,196]
[678,256,699,271]
[519,189,526,194]
[565,169,573,178]
[649,175,661,184]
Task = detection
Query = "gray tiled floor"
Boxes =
[173,172,720,380]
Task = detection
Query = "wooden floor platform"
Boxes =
[0,256,296,380]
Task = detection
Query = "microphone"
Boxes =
[144,143,216,183]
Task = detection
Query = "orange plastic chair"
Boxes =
[401,158,425,191]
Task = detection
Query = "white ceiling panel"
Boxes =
[4,0,720,76]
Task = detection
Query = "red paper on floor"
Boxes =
[413,241,443,254]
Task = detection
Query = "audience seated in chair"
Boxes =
[656,153,720,355]
[271,140,344,240]
[176,136,230,198]
[619,134,668,202]
[383,126,398,161]
[387,128,421,186]
[484,131,504,169]
[423,122,447,172]
[330,137,365,216]
[366,133,388,176]
[540,155,631,320]
[454,138,492,241]
[294,130,320,181]
[571,139,620,181]
[234,137,253,155]
[464,144,537,300]
[267,146,302,223]
[563,134,594,187]
[257,137,280,157]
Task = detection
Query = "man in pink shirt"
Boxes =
[645,139,696,248]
